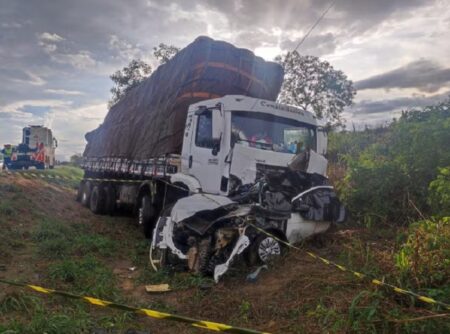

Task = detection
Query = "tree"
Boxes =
[109,59,152,107]
[69,153,82,166]
[276,51,356,127]
[153,43,180,64]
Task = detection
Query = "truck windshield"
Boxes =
[231,111,316,153]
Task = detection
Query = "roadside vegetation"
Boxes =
[326,98,450,332]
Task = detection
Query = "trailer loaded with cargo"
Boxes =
[78,36,345,281]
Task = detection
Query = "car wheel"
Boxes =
[247,233,284,265]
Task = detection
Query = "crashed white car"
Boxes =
[150,154,345,282]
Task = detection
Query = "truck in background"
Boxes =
[4,126,58,170]
[78,37,345,281]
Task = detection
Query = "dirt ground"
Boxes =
[0,171,446,334]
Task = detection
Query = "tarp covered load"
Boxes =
[83,36,284,159]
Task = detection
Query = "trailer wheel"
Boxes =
[90,185,106,214]
[102,184,116,215]
[138,194,156,238]
[80,181,92,207]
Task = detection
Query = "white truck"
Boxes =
[78,37,344,280]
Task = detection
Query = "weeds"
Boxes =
[395,218,450,301]
[308,300,346,333]
[0,199,16,217]
[238,300,252,322]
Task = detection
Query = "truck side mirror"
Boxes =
[316,127,328,156]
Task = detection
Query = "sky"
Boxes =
[1,0,450,160]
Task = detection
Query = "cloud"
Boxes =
[11,70,46,86]
[280,33,338,57]
[352,90,450,115]
[51,50,97,69]
[355,59,450,93]
[0,99,72,119]
[44,89,85,95]
[39,32,65,43]
[108,34,145,61]
[37,31,97,69]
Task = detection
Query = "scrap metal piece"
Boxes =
[246,265,268,282]
[213,234,250,282]
[145,283,171,293]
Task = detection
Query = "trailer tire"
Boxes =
[80,181,92,207]
[103,184,116,215]
[90,185,106,214]
[138,194,156,238]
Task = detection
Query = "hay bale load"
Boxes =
[83,36,284,159]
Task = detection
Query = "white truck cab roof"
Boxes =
[188,95,319,127]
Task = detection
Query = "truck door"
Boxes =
[188,109,225,194]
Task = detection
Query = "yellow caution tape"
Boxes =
[248,223,450,311]
[0,279,270,334]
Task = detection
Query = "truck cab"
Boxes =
[181,95,328,195]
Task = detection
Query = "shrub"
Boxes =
[428,166,450,217]
[395,218,450,301]
[333,99,450,225]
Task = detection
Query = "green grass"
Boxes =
[32,219,117,259]
[48,256,118,298]
[20,165,83,188]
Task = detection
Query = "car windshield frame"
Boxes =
[230,111,316,153]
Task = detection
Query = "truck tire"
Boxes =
[102,184,116,215]
[80,181,92,207]
[138,194,155,238]
[76,182,83,202]
[90,185,106,214]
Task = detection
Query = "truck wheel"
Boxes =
[102,184,116,215]
[76,182,83,202]
[80,181,92,207]
[90,185,106,214]
[138,194,156,238]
